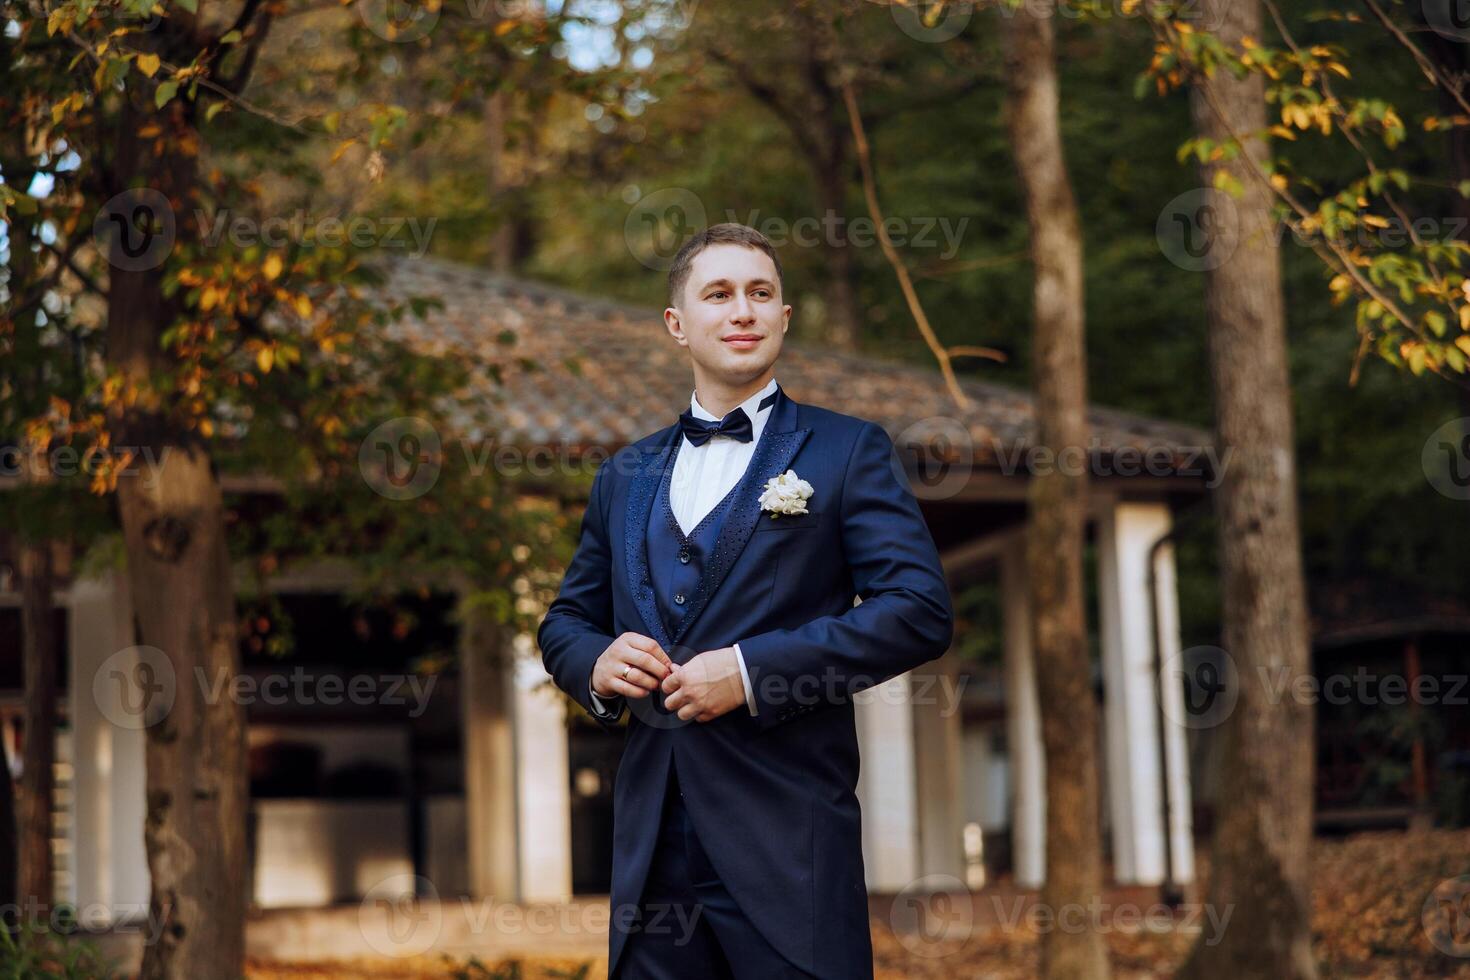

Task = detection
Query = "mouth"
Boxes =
[722,334,763,349]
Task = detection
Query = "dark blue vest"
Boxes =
[645,441,743,643]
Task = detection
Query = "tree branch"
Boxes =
[842,78,979,409]
[1361,0,1470,118]
[40,238,107,300]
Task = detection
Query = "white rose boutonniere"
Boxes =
[759,469,814,519]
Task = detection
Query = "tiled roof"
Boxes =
[378,257,1214,470]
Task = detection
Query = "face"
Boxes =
[664,243,791,388]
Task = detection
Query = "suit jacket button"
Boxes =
[674,592,686,605]
[678,548,691,564]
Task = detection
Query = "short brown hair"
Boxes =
[666,223,784,308]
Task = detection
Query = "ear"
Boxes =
[781,303,792,335]
[664,307,689,347]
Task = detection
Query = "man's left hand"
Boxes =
[661,646,746,722]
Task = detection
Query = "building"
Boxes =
[2,256,1214,933]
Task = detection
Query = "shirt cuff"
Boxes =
[588,675,623,718]
[733,642,758,716]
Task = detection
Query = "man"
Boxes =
[537,223,953,979]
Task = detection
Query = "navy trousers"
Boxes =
[613,763,815,979]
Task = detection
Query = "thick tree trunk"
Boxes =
[106,99,249,980]
[1003,5,1110,979]
[17,536,58,919]
[1178,1,1318,977]
[6,161,60,922]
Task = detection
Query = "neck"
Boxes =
[693,369,773,419]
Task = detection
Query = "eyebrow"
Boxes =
[697,278,776,293]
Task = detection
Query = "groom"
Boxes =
[537,223,953,979]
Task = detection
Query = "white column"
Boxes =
[1152,526,1197,884]
[854,674,919,891]
[1000,543,1045,890]
[511,633,572,902]
[1095,500,1195,886]
[910,651,965,879]
[66,570,150,922]
[460,612,518,900]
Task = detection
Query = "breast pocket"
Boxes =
[752,510,821,532]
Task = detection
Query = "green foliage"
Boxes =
[1,0,597,646]
[1141,1,1470,386]
[0,923,121,980]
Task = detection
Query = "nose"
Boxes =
[730,294,756,325]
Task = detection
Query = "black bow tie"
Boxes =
[678,389,779,447]
[679,407,753,446]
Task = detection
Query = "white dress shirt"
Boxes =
[588,378,777,718]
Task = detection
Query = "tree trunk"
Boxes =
[6,149,60,923]
[1421,19,1470,484]
[1178,0,1318,977]
[17,535,58,921]
[0,706,16,919]
[1003,5,1110,979]
[106,98,249,980]
[484,88,518,275]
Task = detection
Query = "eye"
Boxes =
[708,290,728,300]
[753,289,771,298]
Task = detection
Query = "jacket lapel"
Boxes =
[671,388,810,647]
[623,433,677,653]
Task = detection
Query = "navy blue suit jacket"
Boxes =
[537,385,954,979]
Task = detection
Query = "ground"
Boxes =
[228,828,1467,978]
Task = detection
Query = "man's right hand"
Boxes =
[593,632,674,700]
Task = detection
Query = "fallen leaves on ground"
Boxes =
[244,828,1470,979]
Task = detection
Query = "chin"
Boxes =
[695,348,777,380]
[726,355,779,381]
